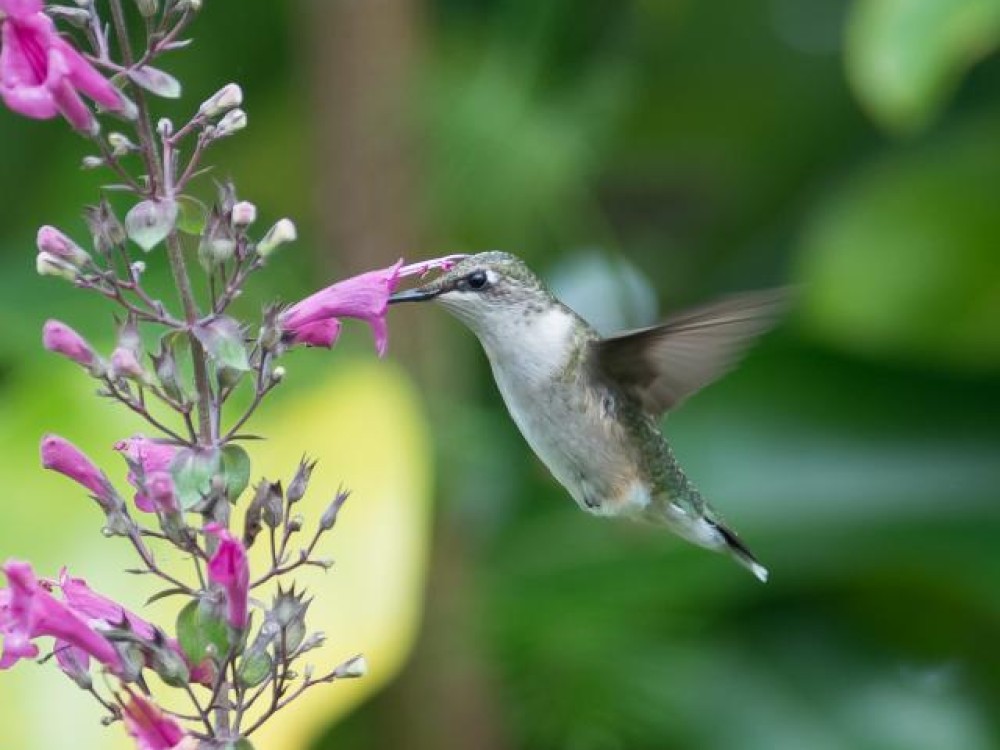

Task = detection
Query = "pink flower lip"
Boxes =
[0,5,125,132]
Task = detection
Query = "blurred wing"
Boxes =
[591,288,789,416]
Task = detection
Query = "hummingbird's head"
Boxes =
[389,251,550,335]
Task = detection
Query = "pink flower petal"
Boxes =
[122,693,188,750]
[56,39,123,111]
[0,0,42,19]
[204,524,249,630]
[0,560,121,673]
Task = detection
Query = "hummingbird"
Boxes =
[389,252,786,581]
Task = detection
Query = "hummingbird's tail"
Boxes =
[709,519,769,583]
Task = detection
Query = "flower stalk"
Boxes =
[0,0,464,746]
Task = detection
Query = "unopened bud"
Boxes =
[84,198,127,255]
[334,655,368,679]
[257,218,296,258]
[287,458,315,505]
[53,642,93,688]
[199,83,243,118]
[198,208,236,267]
[43,320,96,369]
[156,118,173,138]
[37,226,91,268]
[214,108,247,138]
[48,6,91,27]
[37,252,78,281]
[81,155,104,169]
[231,200,257,228]
[134,0,158,18]
[288,514,303,533]
[111,347,145,380]
[320,488,350,531]
[131,260,146,276]
[108,131,135,156]
[271,365,286,383]
[249,480,284,530]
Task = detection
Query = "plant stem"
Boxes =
[165,232,215,443]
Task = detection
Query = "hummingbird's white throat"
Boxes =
[477,306,578,383]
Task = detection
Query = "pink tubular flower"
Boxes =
[0,559,122,672]
[43,319,95,368]
[0,0,126,132]
[281,254,466,356]
[57,570,213,687]
[122,692,189,750]
[115,436,177,513]
[205,523,249,630]
[59,570,156,640]
[40,434,117,511]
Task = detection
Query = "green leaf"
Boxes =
[125,198,178,251]
[221,444,252,502]
[846,0,1000,133]
[176,195,208,236]
[194,316,250,372]
[797,113,1000,368]
[176,599,231,665]
[170,447,222,511]
[237,649,272,688]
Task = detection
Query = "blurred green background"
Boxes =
[2,0,1000,748]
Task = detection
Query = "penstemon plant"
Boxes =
[0,0,461,747]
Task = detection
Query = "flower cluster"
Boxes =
[0,0,459,747]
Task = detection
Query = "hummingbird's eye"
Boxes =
[466,270,488,290]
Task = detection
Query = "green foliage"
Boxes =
[847,0,1000,133]
[177,598,232,665]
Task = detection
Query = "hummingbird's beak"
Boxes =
[388,286,440,304]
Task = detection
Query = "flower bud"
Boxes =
[271,366,286,383]
[81,155,103,169]
[199,83,243,118]
[287,458,315,505]
[198,208,236,267]
[134,0,158,18]
[84,198,127,255]
[48,6,92,27]
[320,487,350,531]
[55,644,93,688]
[111,347,145,380]
[107,131,136,156]
[334,654,368,679]
[156,118,173,137]
[152,342,185,403]
[37,226,91,268]
[214,108,247,138]
[111,317,145,380]
[231,200,257,228]
[37,252,79,281]
[43,320,95,368]
[261,480,284,528]
[256,218,296,258]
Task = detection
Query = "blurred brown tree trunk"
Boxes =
[299,2,508,749]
